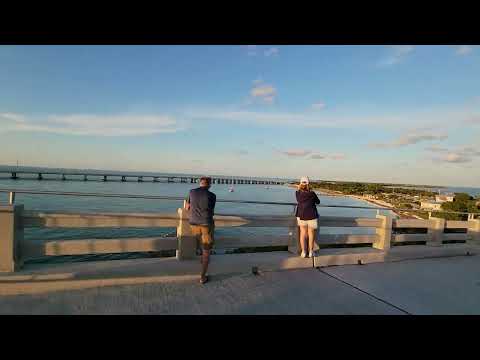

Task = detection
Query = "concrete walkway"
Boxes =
[323,255,480,315]
[0,253,479,314]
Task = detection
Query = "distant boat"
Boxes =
[228,186,234,192]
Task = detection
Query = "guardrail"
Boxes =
[0,189,479,273]
[2,188,480,217]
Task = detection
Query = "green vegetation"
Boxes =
[302,181,479,220]
[435,193,480,221]
[308,181,436,197]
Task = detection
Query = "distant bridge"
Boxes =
[0,171,285,185]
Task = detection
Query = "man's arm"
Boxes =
[185,193,191,210]
[211,193,216,211]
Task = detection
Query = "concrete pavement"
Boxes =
[0,252,479,314]
[322,255,480,315]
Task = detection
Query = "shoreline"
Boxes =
[288,184,421,219]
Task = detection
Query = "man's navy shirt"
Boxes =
[186,187,216,225]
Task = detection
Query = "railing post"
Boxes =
[427,216,445,246]
[373,215,392,251]
[467,218,480,245]
[287,224,301,255]
[9,191,15,205]
[176,207,196,260]
[0,204,24,272]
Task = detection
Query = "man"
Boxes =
[185,176,216,284]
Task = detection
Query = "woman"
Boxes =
[295,176,320,258]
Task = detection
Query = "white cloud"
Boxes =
[279,149,312,157]
[276,149,347,160]
[455,45,473,56]
[465,115,480,124]
[0,113,183,136]
[310,153,346,160]
[185,105,480,133]
[369,131,448,148]
[234,150,249,155]
[439,153,471,163]
[378,45,415,66]
[329,153,346,160]
[244,45,257,56]
[311,102,326,110]
[425,145,449,153]
[264,47,279,57]
[189,109,384,128]
[428,145,480,164]
[250,80,277,104]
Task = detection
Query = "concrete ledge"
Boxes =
[0,252,313,296]
[313,243,480,268]
[314,248,386,267]
[386,244,478,262]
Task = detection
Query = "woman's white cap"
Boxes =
[300,176,309,184]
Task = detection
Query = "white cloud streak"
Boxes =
[311,102,326,110]
[276,149,346,160]
[279,149,312,157]
[369,131,448,148]
[244,45,257,56]
[455,45,473,56]
[378,45,415,66]
[250,80,277,104]
[264,47,279,57]
[0,113,183,136]
[428,145,480,164]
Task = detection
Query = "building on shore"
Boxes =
[420,201,443,211]
[435,193,455,203]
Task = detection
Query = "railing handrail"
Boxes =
[1,188,479,216]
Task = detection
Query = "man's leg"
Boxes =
[200,225,213,283]
[201,249,210,280]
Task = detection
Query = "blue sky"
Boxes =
[0,45,479,186]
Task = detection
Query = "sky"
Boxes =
[0,45,479,187]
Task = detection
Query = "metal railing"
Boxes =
[1,189,479,272]
[0,188,479,218]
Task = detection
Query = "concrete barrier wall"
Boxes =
[2,204,479,273]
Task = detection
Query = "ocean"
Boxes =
[1,166,478,264]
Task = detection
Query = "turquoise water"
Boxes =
[4,165,477,263]
[0,176,388,242]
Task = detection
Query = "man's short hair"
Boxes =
[200,176,212,186]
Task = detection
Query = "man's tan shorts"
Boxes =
[190,224,215,250]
